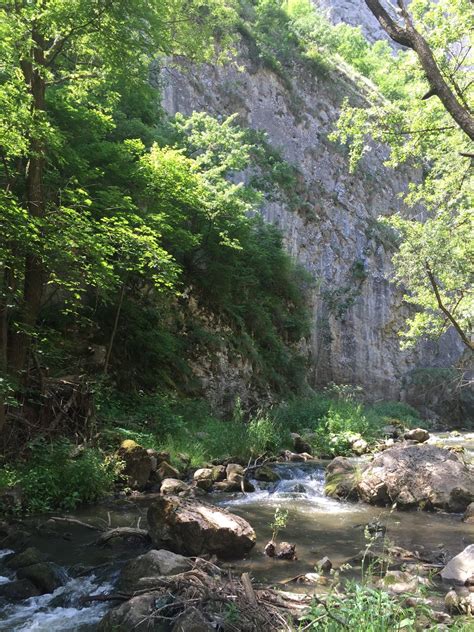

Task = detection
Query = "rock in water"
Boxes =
[441,545,474,585]
[356,444,474,512]
[147,496,256,558]
[98,593,168,632]
[463,502,474,523]
[118,549,191,592]
[404,428,430,443]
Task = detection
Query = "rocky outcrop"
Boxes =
[147,496,256,558]
[356,445,474,511]
[160,26,465,411]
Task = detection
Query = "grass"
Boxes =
[0,389,425,514]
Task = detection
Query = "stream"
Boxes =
[0,433,473,630]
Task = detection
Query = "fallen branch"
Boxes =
[95,527,150,546]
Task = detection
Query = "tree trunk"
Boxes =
[104,283,126,375]
[8,30,47,374]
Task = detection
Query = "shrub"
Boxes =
[300,580,431,631]
[0,439,122,514]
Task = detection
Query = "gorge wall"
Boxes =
[159,16,464,410]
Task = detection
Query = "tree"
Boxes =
[331,0,473,350]
[0,0,236,428]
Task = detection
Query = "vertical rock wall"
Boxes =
[159,43,463,403]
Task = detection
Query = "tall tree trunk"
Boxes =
[104,283,126,376]
[8,30,47,374]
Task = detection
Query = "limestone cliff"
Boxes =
[159,30,464,407]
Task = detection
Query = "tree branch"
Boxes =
[365,0,474,140]
[424,261,473,350]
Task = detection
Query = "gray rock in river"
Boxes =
[441,545,474,585]
[98,592,168,631]
[356,444,474,512]
[118,549,191,592]
[147,496,256,558]
[326,444,474,511]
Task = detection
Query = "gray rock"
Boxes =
[147,496,256,558]
[357,444,474,512]
[117,440,152,490]
[226,463,244,478]
[157,461,181,481]
[0,578,41,600]
[441,545,474,585]
[254,466,279,482]
[5,546,46,570]
[463,502,474,523]
[17,562,66,594]
[98,592,168,631]
[404,428,430,443]
[172,607,214,631]
[118,549,191,592]
[160,478,189,495]
[325,456,364,500]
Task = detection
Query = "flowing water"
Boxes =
[0,433,473,630]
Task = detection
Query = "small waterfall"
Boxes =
[220,462,359,513]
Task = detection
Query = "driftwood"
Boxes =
[95,527,151,546]
[84,565,311,631]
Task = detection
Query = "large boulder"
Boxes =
[5,546,46,570]
[160,478,189,495]
[356,444,474,512]
[0,578,41,600]
[463,502,474,523]
[172,607,214,631]
[98,592,168,632]
[325,457,365,500]
[118,440,152,490]
[147,496,256,558]
[118,549,191,592]
[404,428,430,443]
[440,545,474,585]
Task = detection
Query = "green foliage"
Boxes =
[270,507,289,542]
[329,0,473,348]
[300,580,431,631]
[0,439,121,514]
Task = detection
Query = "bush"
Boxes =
[365,401,421,427]
[300,581,431,631]
[0,439,122,514]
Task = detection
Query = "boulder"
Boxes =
[378,570,429,595]
[157,461,181,480]
[253,465,279,482]
[98,592,168,631]
[5,546,46,570]
[226,463,244,478]
[118,549,191,592]
[0,578,41,600]
[213,480,241,492]
[193,468,214,491]
[227,473,255,492]
[317,556,333,572]
[325,457,363,500]
[463,502,474,523]
[211,465,226,482]
[160,478,189,495]
[117,440,152,490]
[17,562,66,594]
[172,607,214,632]
[404,428,430,443]
[352,438,369,455]
[356,445,474,512]
[193,468,214,482]
[441,545,474,585]
[290,433,311,454]
[147,496,256,558]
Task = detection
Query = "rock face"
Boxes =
[440,545,474,585]
[357,445,474,512]
[147,496,256,558]
[160,25,464,412]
